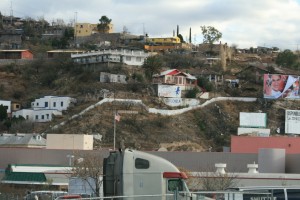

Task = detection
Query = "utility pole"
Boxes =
[10,0,13,25]
[74,12,77,46]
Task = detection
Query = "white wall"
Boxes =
[13,109,62,122]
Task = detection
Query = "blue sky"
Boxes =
[1,0,300,50]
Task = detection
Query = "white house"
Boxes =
[0,100,11,114]
[31,96,76,111]
[71,49,151,66]
[13,109,62,122]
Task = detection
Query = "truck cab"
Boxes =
[103,149,194,200]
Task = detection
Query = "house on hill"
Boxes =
[71,48,150,66]
[152,69,197,89]
[0,133,46,148]
[12,96,75,122]
[0,49,33,59]
[152,69,198,98]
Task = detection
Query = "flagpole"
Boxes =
[113,110,116,151]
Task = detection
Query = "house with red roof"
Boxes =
[152,69,197,91]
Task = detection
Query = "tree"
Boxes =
[201,26,222,52]
[0,105,7,122]
[97,16,112,33]
[177,34,184,43]
[72,152,104,197]
[276,49,298,68]
[195,170,237,191]
[197,77,214,92]
[142,55,164,80]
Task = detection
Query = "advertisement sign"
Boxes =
[263,74,300,99]
[285,110,300,134]
[157,85,181,98]
[239,112,267,128]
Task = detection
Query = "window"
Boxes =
[37,103,39,106]
[126,56,131,61]
[135,158,149,169]
[45,102,48,107]
[46,114,49,119]
[26,115,29,119]
[287,189,300,200]
[168,179,183,191]
[35,115,38,120]
[61,101,64,107]
[41,115,44,119]
[16,105,20,109]
[272,189,285,200]
[53,102,56,107]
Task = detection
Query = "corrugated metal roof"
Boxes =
[0,133,46,147]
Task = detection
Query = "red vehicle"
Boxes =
[57,195,82,199]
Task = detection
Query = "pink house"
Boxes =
[231,135,300,154]
[152,69,197,89]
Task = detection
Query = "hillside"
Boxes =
[0,59,299,151]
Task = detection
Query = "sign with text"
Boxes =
[157,85,181,98]
[285,110,300,134]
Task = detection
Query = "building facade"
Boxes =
[75,23,113,37]
[71,49,150,66]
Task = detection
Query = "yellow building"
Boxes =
[146,36,181,45]
[75,23,113,37]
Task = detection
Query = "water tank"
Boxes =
[258,148,285,173]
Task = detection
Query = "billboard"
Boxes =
[239,112,267,128]
[285,110,300,134]
[263,74,300,99]
[157,85,181,98]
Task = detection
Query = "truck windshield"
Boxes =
[168,179,184,191]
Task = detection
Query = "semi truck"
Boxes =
[103,148,196,200]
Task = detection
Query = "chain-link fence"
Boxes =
[0,193,23,200]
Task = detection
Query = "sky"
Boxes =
[1,0,300,50]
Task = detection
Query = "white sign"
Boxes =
[285,110,300,134]
[239,112,267,128]
[157,85,181,98]
[163,98,200,107]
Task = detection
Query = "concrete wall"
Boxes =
[46,134,93,150]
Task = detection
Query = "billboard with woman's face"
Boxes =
[263,74,300,99]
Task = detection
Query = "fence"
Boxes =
[0,193,23,200]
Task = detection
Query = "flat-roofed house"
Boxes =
[0,49,33,59]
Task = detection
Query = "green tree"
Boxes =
[97,16,112,33]
[177,34,184,43]
[0,105,8,121]
[197,77,214,92]
[201,26,222,52]
[185,87,199,98]
[276,49,298,68]
[142,55,164,80]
